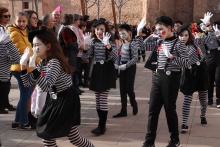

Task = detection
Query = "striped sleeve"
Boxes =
[20,69,37,87]
[6,41,21,64]
[108,41,118,61]
[81,42,94,60]
[171,40,191,68]
[125,37,142,68]
[35,59,61,92]
[143,36,159,51]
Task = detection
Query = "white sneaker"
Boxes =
[217,105,220,108]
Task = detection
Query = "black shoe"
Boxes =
[167,139,180,147]
[0,108,8,114]
[20,122,33,130]
[91,127,106,135]
[6,104,16,111]
[180,124,188,133]
[208,99,213,106]
[133,103,138,115]
[112,112,127,118]
[12,122,20,129]
[142,141,155,147]
[83,81,89,88]
[216,98,220,108]
[201,117,207,126]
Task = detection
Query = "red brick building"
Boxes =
[0,0,220,25]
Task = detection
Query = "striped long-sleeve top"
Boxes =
[21,59,72,93]
[187,33,214,65]
[196,30,219,55]
[82,39,118,62]
[144,36,191,71]
[0,41,20,81]
[118,36,143,68]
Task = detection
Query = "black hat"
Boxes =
[92,18,106,27]
[119,24,131,31]
[176,24,191,35]
[28,26,47,42]
[155,16,173,26]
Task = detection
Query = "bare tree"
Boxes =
[84,0,97,14]
[114,0,132,24]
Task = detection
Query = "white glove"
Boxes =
[102,32,111,45]
[200,12,213,24]
[0,26,11,44]
[20,47,30,66]
[137,18,146,32]
[119,64,126,71]
[29,47,37,68]
[83,32,93,45]
[162,44,173,58]
[114,64,119,69]
[213,24,220,37]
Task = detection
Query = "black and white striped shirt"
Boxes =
[0,41,20,81]
[119,36,143,68]
[82,39,118,62]
[144,36,190,71]
[21,59,72,93]
[187,34,214,64]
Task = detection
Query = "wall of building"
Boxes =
[1,0,220,26]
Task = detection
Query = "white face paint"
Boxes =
[95,24,106,39]
[32,37,47,59]
[155,24,169,40]
[178,30,189,44]
[119,30,129,40]
[200,23,206,32]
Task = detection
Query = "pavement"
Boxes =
[0,55,220,147]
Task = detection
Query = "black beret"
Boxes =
[119,24,131,31]
[92,18,106,27]
[28,26,47,42]
[176,24,191,35]
[155,16,173,26]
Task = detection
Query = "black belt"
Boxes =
[156,69,181,76]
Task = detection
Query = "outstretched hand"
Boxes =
[102,32,111,45]
[137,18,146,32]
[20,47,30,66]
[83,32,94,45]
[200,12,213,24]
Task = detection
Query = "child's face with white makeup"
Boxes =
[119,29,129,40]
[32,37,48,59]
[155,24,170,40]
[178,30,189,44]
[95,24,106,39]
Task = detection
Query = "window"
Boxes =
[23,2,29,9]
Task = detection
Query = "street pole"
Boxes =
[111,0,117,25]
[80,0,86,15]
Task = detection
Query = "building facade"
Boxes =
[1,0,220,25]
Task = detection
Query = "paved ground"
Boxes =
[0,57,220,147]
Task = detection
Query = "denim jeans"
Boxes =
[12,71,32,124]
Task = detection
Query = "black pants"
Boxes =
[0,80,11,108]
[145,72,180,143]
[119,64,136,112]
[207,63,220,99]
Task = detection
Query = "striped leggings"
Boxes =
[182,90,207,125]
[43,126,94,147]
[95,90,109,111]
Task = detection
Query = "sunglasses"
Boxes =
[2,15,11,18]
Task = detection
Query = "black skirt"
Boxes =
[89,61,116,92]
[36,87,81,139]
[180,61,208,95]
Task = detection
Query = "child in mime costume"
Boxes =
[82,18,118,135]
[112,19,145,118]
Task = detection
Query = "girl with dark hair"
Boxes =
[20,28,94,147]
[24,10,38,31]
[82,18,118,135]
[177,24,215,133]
